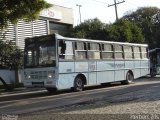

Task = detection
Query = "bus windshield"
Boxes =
[24,36,56,68]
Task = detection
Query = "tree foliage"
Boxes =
[123,7,160,48]
[107,19,144,43]
[0,41,23,69]
[0,0,52,29]
[71,18,144,43]
[71,18,108,40]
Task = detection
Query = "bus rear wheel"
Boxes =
[73,77,84,92]
[150,69,156,77]
[121,71,134,85]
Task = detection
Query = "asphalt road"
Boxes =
[0,76,160,117]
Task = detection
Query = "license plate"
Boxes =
[32,82,44,86]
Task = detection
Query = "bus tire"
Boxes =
[150,70,156,77]
[73,77,84,92]
[121,71,134,85]
[151,73,156,78]
[46,88,57,93]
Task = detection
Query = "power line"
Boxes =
[127,0,139,8]
[108,0,125,21]
[91,0,108,4]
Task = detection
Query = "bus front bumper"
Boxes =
[24,79,57,88]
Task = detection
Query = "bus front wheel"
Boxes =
[121,71,134,85]
[73,77,84,92]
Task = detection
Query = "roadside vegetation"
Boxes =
[71,7,160,49]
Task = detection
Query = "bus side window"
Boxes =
[58,40,65,59]
[141,47,148,59]
[124,46,133,59]
[64,41,74,60]
[134,46,141,59]
[102,44,113,59]
[114,45,123,59]
[88,43,100,60]
[75,42,87,60]
[59,40,74,60]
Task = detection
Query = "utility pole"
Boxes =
[108,0,125,21]
[76,4,82,24]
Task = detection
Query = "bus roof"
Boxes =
[56,34,148,47]
[25,33,148,47]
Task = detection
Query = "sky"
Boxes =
[46,0,160,25]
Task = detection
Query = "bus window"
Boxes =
[59,40,74,60]
[75,42,87,60]
[141,47,148,59]
[88,43,100,60]
[58,40,65,59]
[39,46,55,65]
[114,45,123,59]
[134,46,141,59]
[102,44,113,59]
[124,46,133,59]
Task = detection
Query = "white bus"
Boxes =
[24,34,150,92]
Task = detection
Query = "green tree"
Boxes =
[0,0,52,68]
[107,19,144,43]
[71,18,143,43]
[0,40,23,89]
[0,0,52,29]
[0,0,52,87]
[0,41,23,69]
[71,18,108,40]
[123,7,160,48]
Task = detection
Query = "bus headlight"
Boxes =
[24,72,31,79]
[28,75,31,79]
[48,71,55,78]
[48,74,52,78]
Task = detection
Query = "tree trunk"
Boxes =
[15,69,19,83]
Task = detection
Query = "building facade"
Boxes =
[1,5,74,49]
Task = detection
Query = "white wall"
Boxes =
[0,70,15,85]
